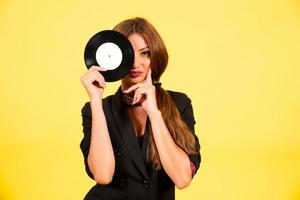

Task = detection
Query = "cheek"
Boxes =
[145,58,150,67]
[142,58,151,74]
[143,59,150,76]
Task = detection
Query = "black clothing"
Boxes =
[137,135,144,148]
[80,86,201,200]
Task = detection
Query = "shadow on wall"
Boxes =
[291,182,300,200]
[0,0,8,14]
[294,0,300,17]
[0,175,16,200]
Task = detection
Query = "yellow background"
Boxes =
[1,0,300,199]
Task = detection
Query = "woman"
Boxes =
[80,17,201,200]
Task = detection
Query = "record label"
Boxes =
[96,42,122,70]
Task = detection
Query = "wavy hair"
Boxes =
[113,17,197,170]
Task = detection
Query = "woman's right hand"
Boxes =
[80,65,107,100]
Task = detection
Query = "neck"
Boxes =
[121,80,132,92]
[121,80,161,91]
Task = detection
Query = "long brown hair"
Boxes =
[113,17,197,170]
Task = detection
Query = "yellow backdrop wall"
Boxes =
[1,0,300,199]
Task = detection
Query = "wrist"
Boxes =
[90,98,103,109]
[148,108,162,119]
[90,96,102,103]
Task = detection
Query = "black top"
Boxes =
[137,135,145,148]
[80,86,201,200]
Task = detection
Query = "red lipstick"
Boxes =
[130,70,142,78]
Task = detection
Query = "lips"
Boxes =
[130,71,142,78]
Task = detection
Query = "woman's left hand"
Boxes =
[123,69,159,114]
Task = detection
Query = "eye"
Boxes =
[141,51,150,57]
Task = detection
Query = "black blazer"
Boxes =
[80,86,201,200]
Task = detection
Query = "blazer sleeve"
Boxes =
[179,93,201,178]
[79,102,95,180]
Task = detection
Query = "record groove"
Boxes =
[84,30,134,82]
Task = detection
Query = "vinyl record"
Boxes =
[84,30,134,82]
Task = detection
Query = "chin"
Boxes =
[124,76,145,84]
[132,77,145,83]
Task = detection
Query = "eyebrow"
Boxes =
[139,47,149,51]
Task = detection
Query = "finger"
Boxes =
[140,95,146,103]
[91,70,106,83]
[94,76,106,88]
[92,72,106,87]
[133,94,141,105]
[136,92,144,104]
[98,74,106,88]
[146,68,152,84]
[91,78,101,88]
[89,65,108,72]
[123,83,144,93]
[100,77,106,88]
[133,88,146,104]
[133,88,144,105]
[100,78,106,88]
[132,88,141,105]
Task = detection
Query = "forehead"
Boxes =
[128,33,148,49]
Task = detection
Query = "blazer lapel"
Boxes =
[141,117,150,164]
[111,87,149,180]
